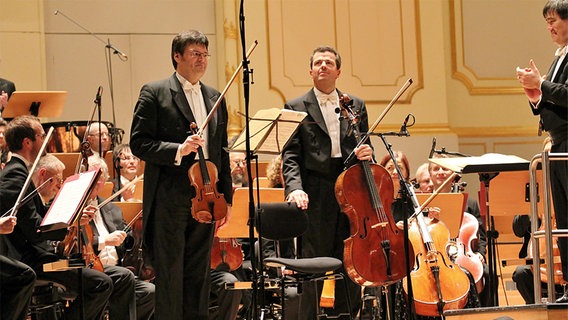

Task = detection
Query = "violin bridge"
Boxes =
[371,222,388,229]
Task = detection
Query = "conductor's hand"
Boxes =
[0,216,17,234]
[354,144,373,162]
[180,134,204,157]
[287,189,309,210]
[80,205,97,226]
[516,60,545,103]
[106,230,127,247]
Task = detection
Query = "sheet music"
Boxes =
[231,108,307,154]
[40,169,99,229]
[429,153,529,173]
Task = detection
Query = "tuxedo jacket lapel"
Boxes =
[305,90,329,136]
[169,75,195,125]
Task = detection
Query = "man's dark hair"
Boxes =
[6,115,40,152]
[171,30,209,69]
[543,0,568,20]
[309,46,342,69]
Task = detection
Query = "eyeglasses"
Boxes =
[187,50,211,60]
[231,159,246,167]
[119,156,139,162]
[35,133,47,139]
[88,132,109,137]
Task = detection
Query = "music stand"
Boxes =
[416,193,467,239]
[429,153,530,306]
[4,91,67,118]
[230,108,305,317]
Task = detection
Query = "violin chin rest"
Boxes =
[193,210,213,224]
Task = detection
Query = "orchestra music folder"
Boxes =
[39,168,101,232]
[429,153,530,174]
[230,108,307,155]
[3,91,67,118]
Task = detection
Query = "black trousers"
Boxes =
[0,255,36,320]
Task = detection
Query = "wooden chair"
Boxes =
[51,152,80,180]
[100,181,114,199]
[113,201,143,225]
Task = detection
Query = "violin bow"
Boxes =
[409,172,457,221]
[124,209,143,232]
[345,78,413,164]
[195,40,258,137]
[11,126,55,217]
[95,174,144,210]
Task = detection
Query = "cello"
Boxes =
[335,94,413,287]
[403,173,470,317]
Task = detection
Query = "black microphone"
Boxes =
[107,43,128,61]
[94,86,103,105]
[399,114,412,136]
[429,137,437,158]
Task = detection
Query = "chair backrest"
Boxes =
[256,202,307,241]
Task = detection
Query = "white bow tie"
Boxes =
[555,45,567,57]
[183,82,201,93]
[318,93,338,106]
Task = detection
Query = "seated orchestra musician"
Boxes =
[0,215,36,320]
[376,151,484,319]
[34,153,143,319]
[426,156,496,308]
[209,151,299,320]
[209,149,251,320]
[0,115,113,319]
[86,121,111,158]
[512,136,566,304]
[112,143,143,202]
[86,155,155,320]
[511,215,566,304]
[0,119,10,169]
[413,162,434,194]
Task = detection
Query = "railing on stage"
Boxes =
[529,151,568,304]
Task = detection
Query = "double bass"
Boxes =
[335,94,412,287]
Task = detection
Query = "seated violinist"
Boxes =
[87,155,155,320]
[414,162,434,193]
[112,144,142,202]
[209,148,250,320]
[86,121,111,158]
[378,151,482,319]
[0,115,113,319]
[31,154,65,206]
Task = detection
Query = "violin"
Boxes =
[121,209,155,281]
[403,174,470,317]
[188,123,228,223]
[453,212,484,294]
[335,94,412,286]
[210,236,243,272]
[57,140,105,272]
